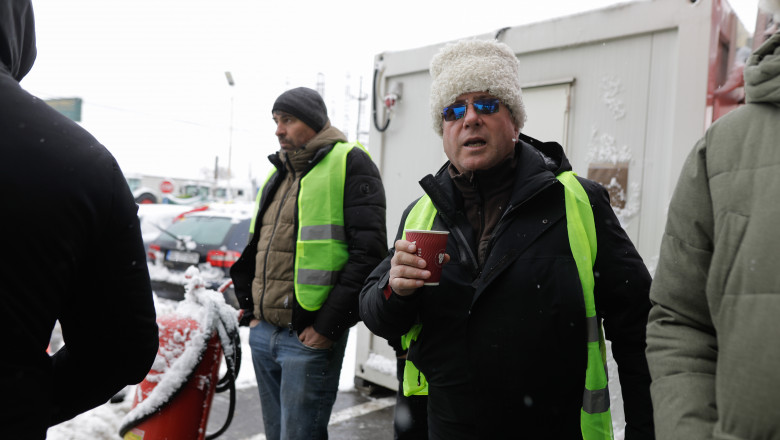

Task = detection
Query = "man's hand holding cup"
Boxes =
[389,230,450,296]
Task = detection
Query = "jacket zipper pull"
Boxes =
[417,370,422,387]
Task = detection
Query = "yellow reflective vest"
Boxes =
[400,170,614,440]
[250,141,368,311]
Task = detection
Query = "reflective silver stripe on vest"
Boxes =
[582,387,610,414]
[297,268,340,286]
[586,316,599,343]
[300,224,346,242]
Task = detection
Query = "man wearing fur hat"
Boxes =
[360,39,654,438]
[646,1,780,438]
[230,87,387,440]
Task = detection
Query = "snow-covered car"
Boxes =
[146,203,254,308]
[137,203,199,252]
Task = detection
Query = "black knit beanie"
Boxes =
[272,87,328,133]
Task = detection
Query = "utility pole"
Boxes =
[343,74,352,140]
[225,71,235,200]
[355,76,367,144]
[345,75,368,144]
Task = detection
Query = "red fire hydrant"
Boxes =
[119,268,240,440]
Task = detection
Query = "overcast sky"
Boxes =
[21,0,760,182]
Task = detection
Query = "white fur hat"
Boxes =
[429,39,526,136]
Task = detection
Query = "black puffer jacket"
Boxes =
[360,135,654,439]
[0,1,159,436]
[231,144,387,340]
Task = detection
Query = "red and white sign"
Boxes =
[160,180,174,194]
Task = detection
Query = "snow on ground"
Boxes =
[364,352,396,377]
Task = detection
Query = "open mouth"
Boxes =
[463,138,487,148]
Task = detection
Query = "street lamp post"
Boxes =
[225,71,235,200]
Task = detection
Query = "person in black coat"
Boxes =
[0,2,159,438]
[360,39,654,439]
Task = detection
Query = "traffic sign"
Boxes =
[160,181,174,194]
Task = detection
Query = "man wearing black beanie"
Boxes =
[271,87,329,133]
[231,87,387,440]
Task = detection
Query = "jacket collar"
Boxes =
[268,123,349,174]
[423,134,571,213]
[418,135,572,296]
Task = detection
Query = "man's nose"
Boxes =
[462,103,482,126]
[275,125,285,137]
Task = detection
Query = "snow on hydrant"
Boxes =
[119,267,241,440]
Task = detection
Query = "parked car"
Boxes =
[137,203,200,253]
[146,202,254,308]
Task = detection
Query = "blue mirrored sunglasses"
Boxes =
[442,98,501,121]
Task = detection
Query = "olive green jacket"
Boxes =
[646,32,780,440]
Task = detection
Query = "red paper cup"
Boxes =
[404,229,449,286]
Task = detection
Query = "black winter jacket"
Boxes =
[0,1,159,436]
[231,144,387,340]
[360,136,654,439]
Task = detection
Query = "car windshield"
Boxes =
[165,216,234,246]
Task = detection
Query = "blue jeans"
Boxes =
[249,320,348,440]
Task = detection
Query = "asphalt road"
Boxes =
[206,382,397,440]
